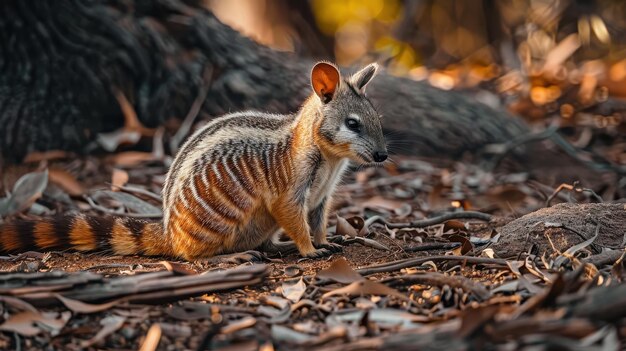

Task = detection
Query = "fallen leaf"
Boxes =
[0,311,70,336]
[97,130,142,152]
[447,234,473,255]
[0,169,49,216]
[322,280,410,302]
[282,277,306,303]
[111,169,129,190]
[336,215,358,238]
[79,315,126,348]
[96,190,162,216]
[481,248,495,258]
[0,296,38,313]
[48,168,85,196]
[330,308,429,329]
[443,220,466,231]
[110,151,157,167]
[160,261,197,275]
[55,294,121,314]
[345,216,365,232]
[316,258,364,284]
[284,265,303,277]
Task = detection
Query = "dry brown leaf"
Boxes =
[345,216,365,232]
[0,311,71,336]
[79,315,126,348]
[0,169,49,216]
[111,169,129,190]
[0,296,38,313]
[322,279,409,301]
[110,151,157,167]
[336,215,358,238]
[316,257,364,284]
[48,168,85,196]
[282,277,306,303]
[55,294,121,314]
[443,220,466,231]
[447,234,473,255]
[160,261,197,275]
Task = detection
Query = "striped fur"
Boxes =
[0,214,167,256]
[0,62,386,260]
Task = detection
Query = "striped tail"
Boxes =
[0,214,173,257]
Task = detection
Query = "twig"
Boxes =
[355,255,509,276]
[484,125,558,170]
[549,132,626,175]
[380,272,491,301]
[546,181,603,207]
[404,242,461,252]
[376,211,492,229]
[484,124,626,175]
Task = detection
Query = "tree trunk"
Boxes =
[0,0,529,162]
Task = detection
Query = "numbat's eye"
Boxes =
[345,117,360,132]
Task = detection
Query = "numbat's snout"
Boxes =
[0,62,387,261]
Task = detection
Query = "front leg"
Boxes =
[270,195,333,258]
[309,197,343,252]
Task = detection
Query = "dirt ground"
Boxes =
[0,154,625,350]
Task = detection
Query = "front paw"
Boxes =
[315,242,343,253]
[304,248,334,259]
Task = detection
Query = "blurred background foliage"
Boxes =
[207,0,625,165]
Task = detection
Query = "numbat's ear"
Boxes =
[350,63,379,93]
[311,62,340,104]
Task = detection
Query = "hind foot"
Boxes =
[257,240,298,255]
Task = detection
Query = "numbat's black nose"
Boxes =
[373,151,388,162]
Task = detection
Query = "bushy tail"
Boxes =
[0,214,174,256]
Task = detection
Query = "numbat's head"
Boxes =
[310,62,387,164]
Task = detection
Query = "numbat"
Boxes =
[0,62,387,260]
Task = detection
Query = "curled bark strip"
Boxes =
[377,211,493,229]
[355,255,509,276]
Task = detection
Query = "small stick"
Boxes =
[546,181,603,207]
[376,211,492,229]
[404,242,461,252]
[355,255,509,276]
